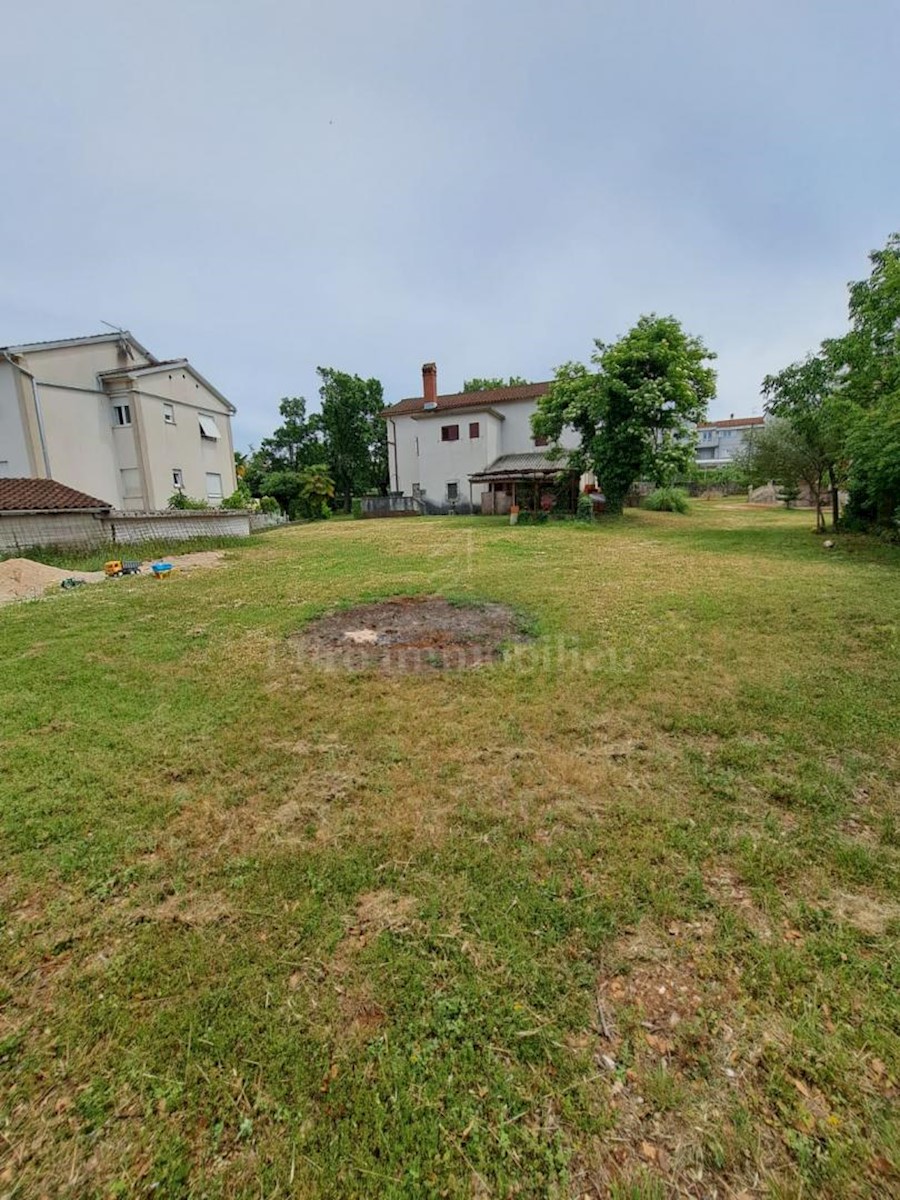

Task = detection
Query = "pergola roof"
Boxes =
[469,451,574,481]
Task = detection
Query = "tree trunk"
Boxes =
[828,466,839,528]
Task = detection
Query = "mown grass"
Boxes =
[1,505,898,1198]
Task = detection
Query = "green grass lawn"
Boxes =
[1,503,898,1198]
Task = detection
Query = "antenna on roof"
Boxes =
[101,321,135,361]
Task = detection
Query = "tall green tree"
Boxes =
[845,398,900,528]
[462,375,529,392]
[763,232,900,532]
[532,315,716,514]
[255,397,323,472]
[826,233,900,410]
[316,368,388,511]
[762,356,852,528]
[735,417,834,530]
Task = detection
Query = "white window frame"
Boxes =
[163,403,176,425]
[198,414,220,440]
[112,404,131,427]
[205,471,224,500]
[172,468,184,490]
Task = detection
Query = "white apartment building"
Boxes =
[0,331,237,510]
[695,415,764,468]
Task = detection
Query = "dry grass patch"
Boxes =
[829,890,900,935]
[140,892,233,928]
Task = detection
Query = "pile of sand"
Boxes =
[0,558,105,603]
[0,550,226,605]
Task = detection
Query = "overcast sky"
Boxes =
[1,1,897,448]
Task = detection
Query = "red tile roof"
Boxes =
[697,416,764,429]
[0,478,111,512]
[382,381,551,418]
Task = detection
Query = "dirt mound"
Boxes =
[0,550,226,605]
[0,558,105,603]
[294,594,530,672]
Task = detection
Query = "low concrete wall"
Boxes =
[249,511,287,532]
[105,511,251,544]
[0,511,107,552]
[0,508,282,553]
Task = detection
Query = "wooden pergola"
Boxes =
[469,453,579,514]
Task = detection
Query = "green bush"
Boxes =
[258,496,281,515]
[167,492,209,510]
[351,497,363,519]
[575,493,594,523]
[221,485,255,510]
[643,487,690,514]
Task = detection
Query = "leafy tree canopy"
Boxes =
[762,356,854,528]
[255,397,323,473]
[533,314,716,513]
[243,370,388,514]
[462,376,530,392]
[763,232,900,531]
[316,368,388,511]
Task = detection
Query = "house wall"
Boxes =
[0,363,33,477]
[21,341,151,390]
[3,340,237,510]
[413,410,503,507]
[696,424,758,466]
[497,401,580,454]
[388,398,581,508]
[35,384,123,503]
[128,372,237,509]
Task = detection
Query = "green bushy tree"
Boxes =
[533,315,716,514]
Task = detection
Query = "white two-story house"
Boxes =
[0,331,237,510]
[382,364,582,513]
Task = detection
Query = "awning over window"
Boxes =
[198,414,220,439]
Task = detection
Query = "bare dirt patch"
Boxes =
[586,922,769,1195]
[293,595,530,672]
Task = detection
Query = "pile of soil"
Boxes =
[294,595,530,673]
[0,558,105,603]
[0,550,227,605]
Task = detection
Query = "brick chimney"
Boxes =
[422,362,437,405]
